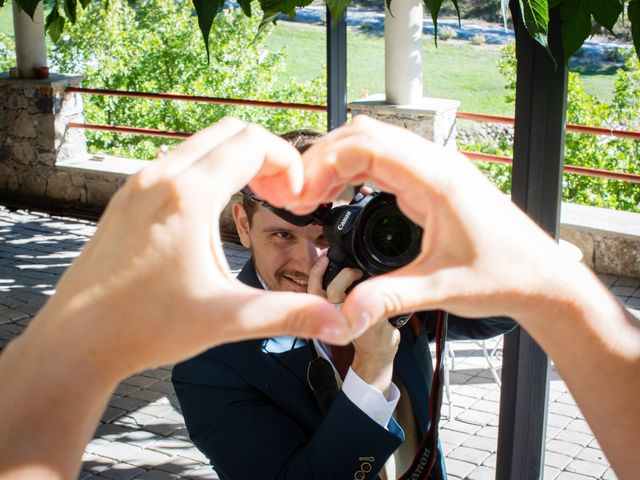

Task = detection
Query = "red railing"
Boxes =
[65,88,640,184]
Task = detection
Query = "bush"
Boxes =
[438,27,457,41]
[45,0,325,160]
[0,33,15,72]
[470,34,486,46]
[464,42,640,212]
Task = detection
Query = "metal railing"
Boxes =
[65,88,640,184]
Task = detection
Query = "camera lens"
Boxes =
[370,215,412,258]
[354,194,422,275]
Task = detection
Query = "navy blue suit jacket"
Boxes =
[172,260,515,480]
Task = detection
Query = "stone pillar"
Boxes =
[349,93,460,147]
[12,1,48,78]
[0,73,88,203]
[385,0,424,105]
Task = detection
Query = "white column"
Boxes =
[384,0,424,105]
[12,0,48,78]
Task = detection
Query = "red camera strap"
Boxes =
[398,310,448,480]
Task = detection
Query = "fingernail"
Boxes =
[318,323,348,344]
[353,312,371,337]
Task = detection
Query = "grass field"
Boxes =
[266,22,617,115]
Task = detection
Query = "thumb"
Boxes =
[212,287,366,345]
[343,272,439,327]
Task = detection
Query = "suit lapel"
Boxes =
[237,260,313,389]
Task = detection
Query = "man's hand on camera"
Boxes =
[308,257,398,395]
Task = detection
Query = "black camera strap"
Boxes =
[307,342,339,416]
[398,310,448,480]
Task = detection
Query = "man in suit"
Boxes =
[172,132,515,480]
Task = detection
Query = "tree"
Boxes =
[465,43,640,213]
[44,0,325,159]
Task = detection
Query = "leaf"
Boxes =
[518,0,550,50]
[451,0,461,26]
[45,3,65,42]
[80,0,91,9]
[585,0,622,32]
[191,0,224,61]
[560,0,592,60]
[64,0,77,24]
[630,0,640,60]
[423,0,444,45]
[326,0,350,20]
[16,0,41,19]
[237,0,252,17]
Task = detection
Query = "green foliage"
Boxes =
[0,32,15,71]
[467,43,640,212]
[5,0,638,64]
[45,0,324,160]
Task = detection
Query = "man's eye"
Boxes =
[273,232,293,240]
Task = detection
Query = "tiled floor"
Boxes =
[1,205,636,479]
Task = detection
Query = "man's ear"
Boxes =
[233,203,252,249]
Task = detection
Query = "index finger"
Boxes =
[292,116,453,222]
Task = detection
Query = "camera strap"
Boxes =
[307,342,339,416]
[398,310,448,480]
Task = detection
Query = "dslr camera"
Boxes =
[240,188,423,327]
[320,191,423,292]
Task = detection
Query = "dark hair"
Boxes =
[242,129,324,225]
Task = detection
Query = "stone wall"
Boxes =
[0,73,128,210]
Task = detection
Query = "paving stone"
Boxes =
[82,454,117,474]
[626,297,640,309]
[95,423,135,440]
[476,426,498,439]
[148,437,194,457]
[466,465,495,480]
[134,470,180,479]
[109,396,148,412]
[101,407,128,424]
[95,442,143,462]
[441,419,482,435]
[544,451,573,469]
[546,439,583,457]
[547,413,573,429]
[98,463,145,480]
[541,465,562,479]
[136,404,175,419]
[455,410,495,426]
[177,447,209,463]
[122,447,172,468]
[556,472,595,480]
[124,375,161,389]
[114,384,140,396]
[614,277,640,288]
[548,401,581,418]
[469,399,499,415]
[554,430,594,447]
[602,467,619,480]
[154,456,201,475]
[576,446,609,465]
[565,459,608,477]
[566,419,593,434]
[142,419,184,437]
[612,285,636,296]
[183,465,219,479]
[127,389,167,403]
[439,428,470,447]
[442,458,475,478]
[448,446,491,465]
[461,434,497,453]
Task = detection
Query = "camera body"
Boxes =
[321,191,423,293]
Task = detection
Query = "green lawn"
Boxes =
[0,2,13,37]
[265,22,618,115]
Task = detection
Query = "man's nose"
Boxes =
[296,241,326,269]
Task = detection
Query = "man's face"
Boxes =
[233,203,329,293]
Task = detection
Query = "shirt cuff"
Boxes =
[341,367,400,429]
